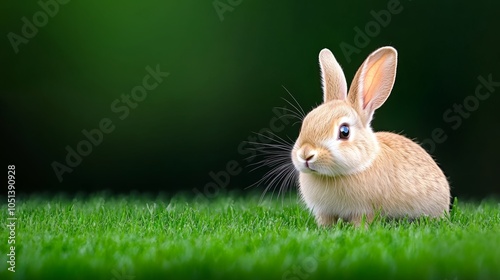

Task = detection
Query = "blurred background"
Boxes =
[1,0,499,198]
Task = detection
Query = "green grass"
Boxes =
[1,192,500,280]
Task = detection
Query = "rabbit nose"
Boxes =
[299,145,317,163]
[305,154,315,161]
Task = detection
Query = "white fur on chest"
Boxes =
[298,174,373,219]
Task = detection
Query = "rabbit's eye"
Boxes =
[339,124,350,140]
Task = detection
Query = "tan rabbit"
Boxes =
[291,46,450,226]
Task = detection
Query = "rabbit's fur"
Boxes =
[291,47,450,226]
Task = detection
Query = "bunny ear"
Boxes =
[348,46,397,125]
[319,48,347,103]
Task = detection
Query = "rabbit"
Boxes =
[291,46,451,226]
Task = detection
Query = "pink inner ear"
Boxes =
[362,55,387,109]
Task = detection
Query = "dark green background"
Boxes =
[2,0,499,197]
